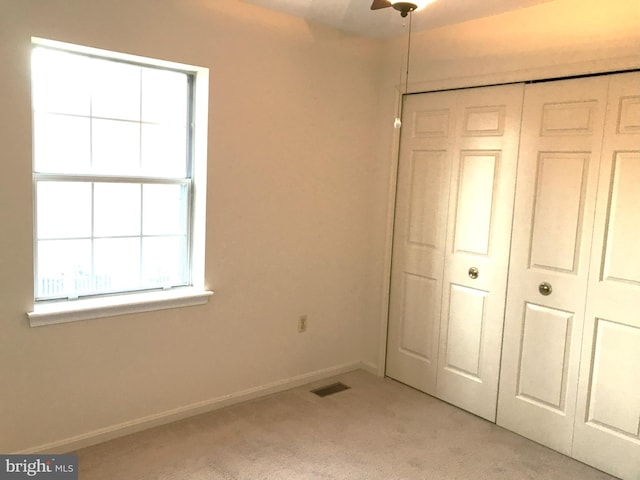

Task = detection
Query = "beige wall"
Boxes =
[1,0,638,454]
[407,0,640,90]
[0,0,381,452]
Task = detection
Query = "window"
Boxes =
[29,39,210,325]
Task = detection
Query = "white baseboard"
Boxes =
[359,360,380,377]
[18,361,367,455]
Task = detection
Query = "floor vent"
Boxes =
[311,382,351,397]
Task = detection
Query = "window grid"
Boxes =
[33,180,192,301]
[32,45,195,302]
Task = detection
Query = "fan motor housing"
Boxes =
[392,2,418,17]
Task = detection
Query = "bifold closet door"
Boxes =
[435,85,523,421]
[386,90,455,395]
[572,72,640,480]
[497,77,610,454]
[387,84,524,421]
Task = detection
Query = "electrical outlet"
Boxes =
[298,315,308,333]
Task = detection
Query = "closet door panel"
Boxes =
[386,92,455,394]
[436,84,524,422]
[601,152,640,283]
[517,304,573,411]
[572,72,640,480]
[444,284,487,378]
[529,152,589,273]
[497,76,609,454]
[452,151,498,255]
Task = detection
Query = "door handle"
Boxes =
[468,267,479,279]
[538,282,552,296]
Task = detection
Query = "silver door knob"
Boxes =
[468,267,479,279]
[538,282,552,296]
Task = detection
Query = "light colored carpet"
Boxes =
[76,370,616,479]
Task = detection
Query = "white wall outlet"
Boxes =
[298,315,308,333]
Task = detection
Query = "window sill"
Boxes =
[27,288,214,327]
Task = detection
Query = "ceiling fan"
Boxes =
[370,0,420,17]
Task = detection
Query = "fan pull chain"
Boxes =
[394,11,413,129]
[405,11,413,95]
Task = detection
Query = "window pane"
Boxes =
[33,113,91,173]
[141,124,187,177]
[94,238,141,292]
[32,42,197,301]
[94,183,141,237]
[141,68,188,125]
[31,48,91,116]
[37,182,91,239]
[143,184,188,235]
[92,119,140,174]
[37,239,92,298]
[142,236,187,288]
[91,59,141,121]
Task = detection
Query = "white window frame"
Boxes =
[27,38,212,327]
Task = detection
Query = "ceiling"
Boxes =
[242,0,555,39]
